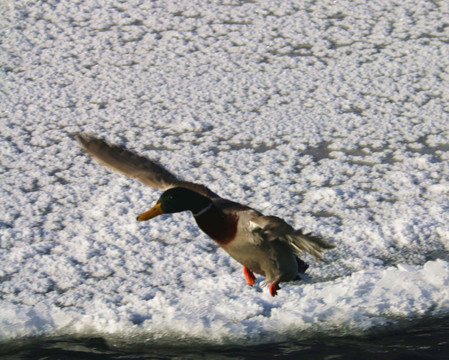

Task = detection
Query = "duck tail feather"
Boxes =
[296,272,313,283]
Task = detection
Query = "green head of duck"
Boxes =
[137,187,212,221]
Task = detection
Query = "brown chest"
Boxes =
[194,210,238,246]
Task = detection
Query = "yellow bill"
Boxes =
[136,202,164,221]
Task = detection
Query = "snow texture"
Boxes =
[1,0,449,346]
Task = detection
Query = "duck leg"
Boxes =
[269,283,280,297]
[243,266,256,286]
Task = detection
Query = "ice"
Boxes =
[1,0,449,347]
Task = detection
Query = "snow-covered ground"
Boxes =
[1,0,449,347]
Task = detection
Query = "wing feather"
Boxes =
[76,133,219,198]
[249,215,334,261]
[285,230,335,261]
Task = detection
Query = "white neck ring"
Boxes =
[193,203,213,217]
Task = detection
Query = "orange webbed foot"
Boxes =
[269,283,280,297]
[243,266,256,286]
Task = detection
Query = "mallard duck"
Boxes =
[76,134,334,296]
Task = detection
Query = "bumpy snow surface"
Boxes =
[1,0,449,346]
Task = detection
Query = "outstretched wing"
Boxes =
[76,133,219,199]
[249,215,334,261]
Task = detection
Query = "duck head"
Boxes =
[136,187,212,221]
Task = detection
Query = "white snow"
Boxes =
[1,0,449,347]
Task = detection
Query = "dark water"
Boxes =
[2,318,449,360]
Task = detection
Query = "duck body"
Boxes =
[76,134,334,296]
[194,202,298,284]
